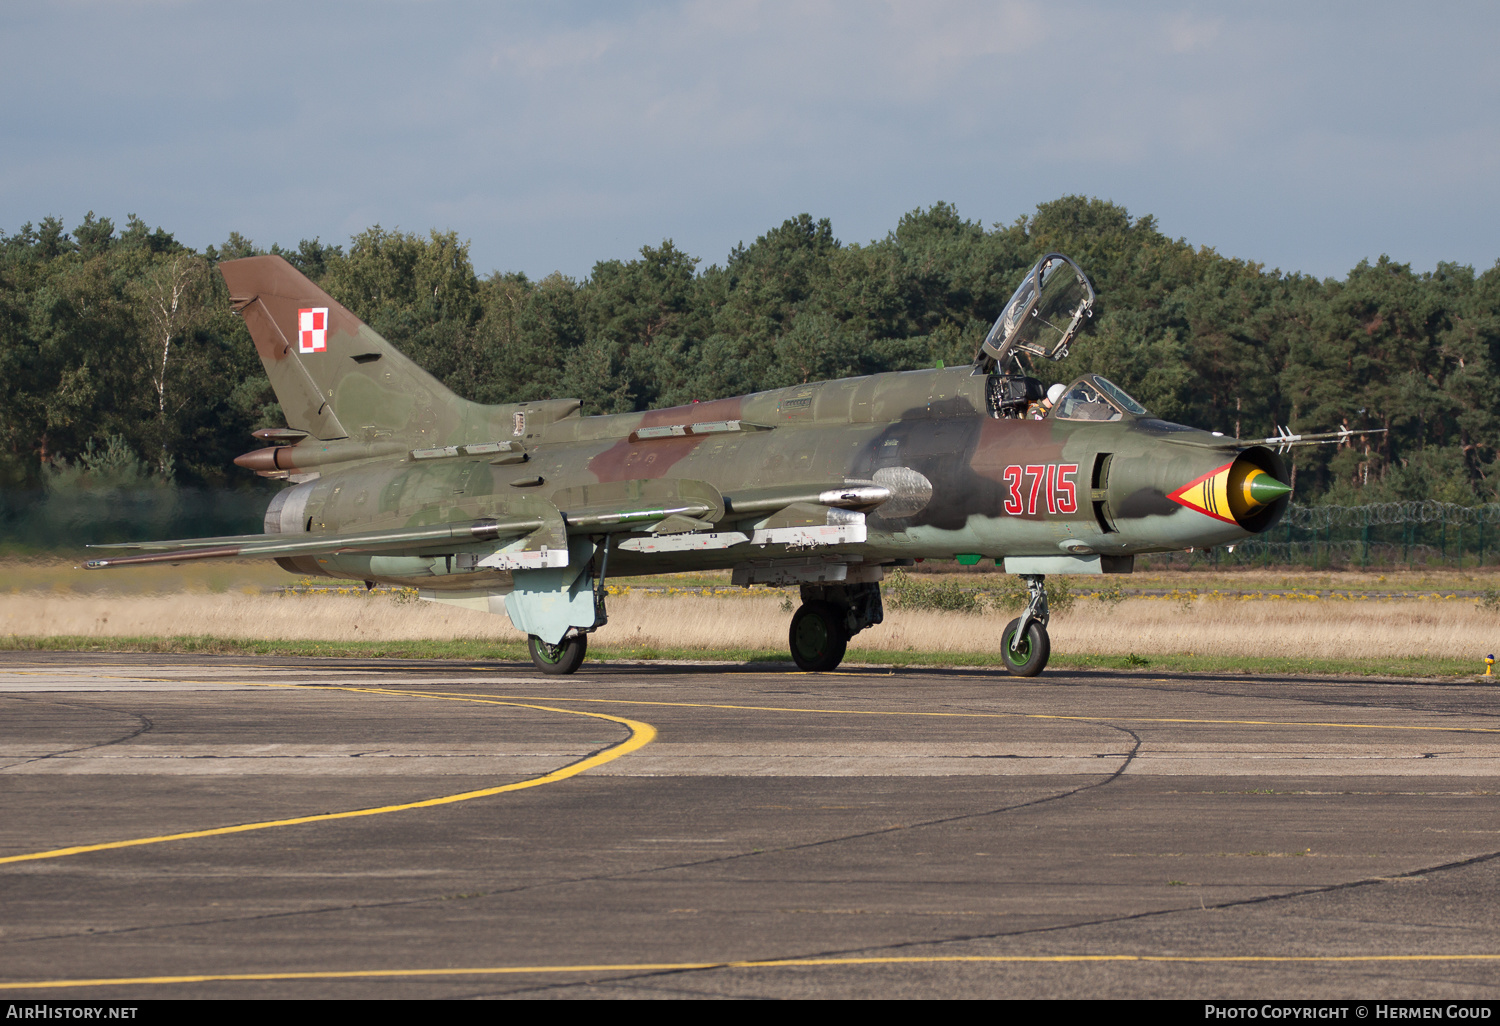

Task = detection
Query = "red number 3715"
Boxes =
[1002,463,1079,516]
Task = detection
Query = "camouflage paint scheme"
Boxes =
[86,256,1291,660]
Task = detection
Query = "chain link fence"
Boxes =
[0,488,272,553]
[6,488,1498,570]
[1163,501,1500,570]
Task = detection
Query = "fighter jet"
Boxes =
[86,252,1304,676]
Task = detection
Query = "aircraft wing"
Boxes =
[83,517,544,569]
[83,479,894,569]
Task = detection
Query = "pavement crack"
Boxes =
[0,695,153,773]
[555,721,1143,878]
[0,726,1145,949]
[457,842,1500,996]
[1074,674,1500,724]
[639,845,1500,980]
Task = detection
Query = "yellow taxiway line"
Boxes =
[0,686,655,866]
[4,677,1498,992]
[6,953,1500,991]
[394,689,1500,736]
[4,676,1492,867]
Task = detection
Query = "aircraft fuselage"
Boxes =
[265,366,1282,590]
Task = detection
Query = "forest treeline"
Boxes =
[2,196,1497,505]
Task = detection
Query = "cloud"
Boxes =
[1163,11,1221,53]
[1,1,1497,280]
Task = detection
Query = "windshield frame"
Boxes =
[1091,375,1149,416]
[1051,374,1149,422]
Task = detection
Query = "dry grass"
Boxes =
[8,556,1500,597]
[2,589,1495,664]
[0,591,499,643]
[1042,595,1494,662]
[0,557,294,594]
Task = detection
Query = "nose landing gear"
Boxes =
[1002,574,1051,676]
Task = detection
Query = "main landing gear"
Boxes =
[789,602,847,672]
[788,582,884,672]
[529,632,588,675]
[524,536,610,675]
[1001,574,1051,676]
[784,575,1053,676]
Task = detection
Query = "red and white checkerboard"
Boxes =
[298,307,328,353]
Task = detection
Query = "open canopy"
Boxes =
[978,253,1095,369]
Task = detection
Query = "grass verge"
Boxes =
[2,634,1488,679]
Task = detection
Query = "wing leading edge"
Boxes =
[83,517,542,569]
[82,479,895,570]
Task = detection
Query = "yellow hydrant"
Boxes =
[1487,655,1495,677]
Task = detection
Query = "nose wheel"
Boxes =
[1001,617,1050,676]
[1003,574,1051,676]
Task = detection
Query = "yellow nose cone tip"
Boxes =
[1243,471,1292,507]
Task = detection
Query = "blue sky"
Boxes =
[3,1,1496,281]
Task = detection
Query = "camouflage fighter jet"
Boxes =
[86,252,1307,676]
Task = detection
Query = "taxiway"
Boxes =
[2,652,1498,999]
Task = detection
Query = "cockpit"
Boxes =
[1052,375,1148,421]
[975,253,1150,422]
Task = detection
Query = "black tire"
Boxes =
[529,633,587,675]
[788,602,849,672]
[1000,617,1050,677]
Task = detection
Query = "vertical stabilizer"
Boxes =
[219,255,472,442]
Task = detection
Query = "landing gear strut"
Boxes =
[787,581,884,672]
[522,536,610,676]
[1002,574,1051,676]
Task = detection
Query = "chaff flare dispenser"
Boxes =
[88,252,1332,676]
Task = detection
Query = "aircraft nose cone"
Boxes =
[1243,469,1292,508]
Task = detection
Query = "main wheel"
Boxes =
[1000,617,1050,677]
[789,602,849,672]
[529,632,588,675]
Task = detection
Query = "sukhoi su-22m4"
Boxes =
[87,252,1316,676]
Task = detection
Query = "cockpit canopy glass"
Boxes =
[1092,376,1148,416]
[979,253,1096,367]
[1053,375,1149,421]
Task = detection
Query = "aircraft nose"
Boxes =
[1242,469,1292,509]
[1164,449,1291,532]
